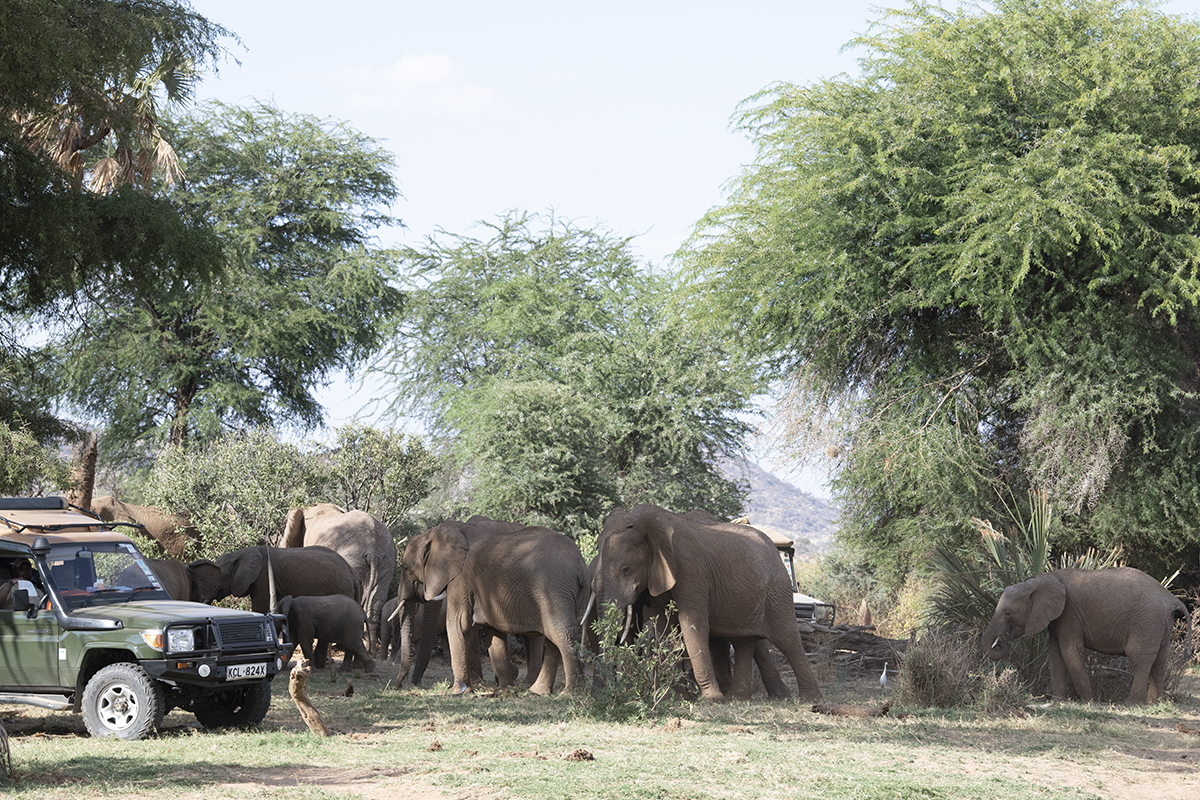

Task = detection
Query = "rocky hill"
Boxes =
[722,459,839,560]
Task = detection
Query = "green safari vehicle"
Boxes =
[0,497,293,739]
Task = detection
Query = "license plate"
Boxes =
[226,662,268,680]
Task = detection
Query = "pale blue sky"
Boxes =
[188,1,1200,499]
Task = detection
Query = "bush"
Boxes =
[893,629,978,708]
[0,423,71,496]
[584,602,689,720]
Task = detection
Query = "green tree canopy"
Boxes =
[53,101,403,456]
[379,211,756,535]
[142,426,436,558]
[682,0,1200,582]
[1,0,230,312]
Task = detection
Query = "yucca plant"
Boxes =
[926,489,1125,693]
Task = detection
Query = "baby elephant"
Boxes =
[280,594,375,674]
[983,567,1193,704]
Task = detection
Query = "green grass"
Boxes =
[3,662,1199,800]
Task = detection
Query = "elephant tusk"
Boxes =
[991,635,1002,650]
[388,600,403,622]
[430,592,446,602]
[619,604,634,645]
[581,593,595,628]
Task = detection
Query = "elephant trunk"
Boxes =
[982,620,1011,660]
[396,599,416,685]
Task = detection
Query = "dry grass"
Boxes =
[0,652,1198,800]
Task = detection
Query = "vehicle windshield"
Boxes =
[45,542,171,610]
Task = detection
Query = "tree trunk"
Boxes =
[66,432,97,511]
[288,658,331,736]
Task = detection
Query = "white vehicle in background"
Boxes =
[762,527,835,627]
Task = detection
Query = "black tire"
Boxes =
[81,663,165,740]
[193,681,272,729]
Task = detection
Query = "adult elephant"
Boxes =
[117,558,194,601]
[91,496,200,560]
[395,517,589,696]
[282,504,396,656]
[982,567,1194,704]
[589,504,823,702]
[189,545,360,614]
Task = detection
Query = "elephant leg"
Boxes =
[486,629,517,688]
[446,622,475,695]
[1050,632,1094,701]
[344,641,376,674]
[710,636,733,694]
[312,638,330,669]
[523,634,545,689]
[753,640,791,698]
[1131,643,1167,705]
[729,638,757,700]
[768,627,823,702]
[530,640,563,696]
[1146,645,1170,704]
[1046,634,1069,698]
[298,636,316,666]
[676,609,722,701]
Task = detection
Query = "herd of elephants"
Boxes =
[91,496,1195,706]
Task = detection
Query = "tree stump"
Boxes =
[288,658,331,736]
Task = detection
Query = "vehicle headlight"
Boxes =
[166,627,195,653]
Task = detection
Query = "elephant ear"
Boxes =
[228,547,264,597]
[279,595,293,615]
[1023,573,1067,635]
[421,525,469,601]
[641,508,677,596]
[281,508,305,548]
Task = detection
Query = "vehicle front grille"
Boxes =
[213,619,271,648]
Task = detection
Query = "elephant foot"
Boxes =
[451,680,473,696]
[528,681,554,696]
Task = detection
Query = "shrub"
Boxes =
[893,628,978,708]
[0,423,71,496]
[584,602,689,720]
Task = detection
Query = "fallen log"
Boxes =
[812,700,891,718]
[289,658,331,736]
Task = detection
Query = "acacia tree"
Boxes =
[1,0,229,441]
[683,0,1200,582]
[378,211,756,535]
[54,102,403,456]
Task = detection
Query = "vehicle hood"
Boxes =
[68,601,269,627]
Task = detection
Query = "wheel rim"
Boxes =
[96,682,140,731]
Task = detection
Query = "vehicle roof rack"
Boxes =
[0,497,67,510]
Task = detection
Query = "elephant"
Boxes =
[117,558,193,601]
[395,517,589,696]
[382,595,447,678]
[91,495,200,560]
[189,545,360,616]
[589,504,824,702]
[279,594,375,673]
[983,567,1194,704]
[282,504,396,657]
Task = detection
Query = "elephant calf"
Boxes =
[281,594,375,674]
[983,567,1194,704]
